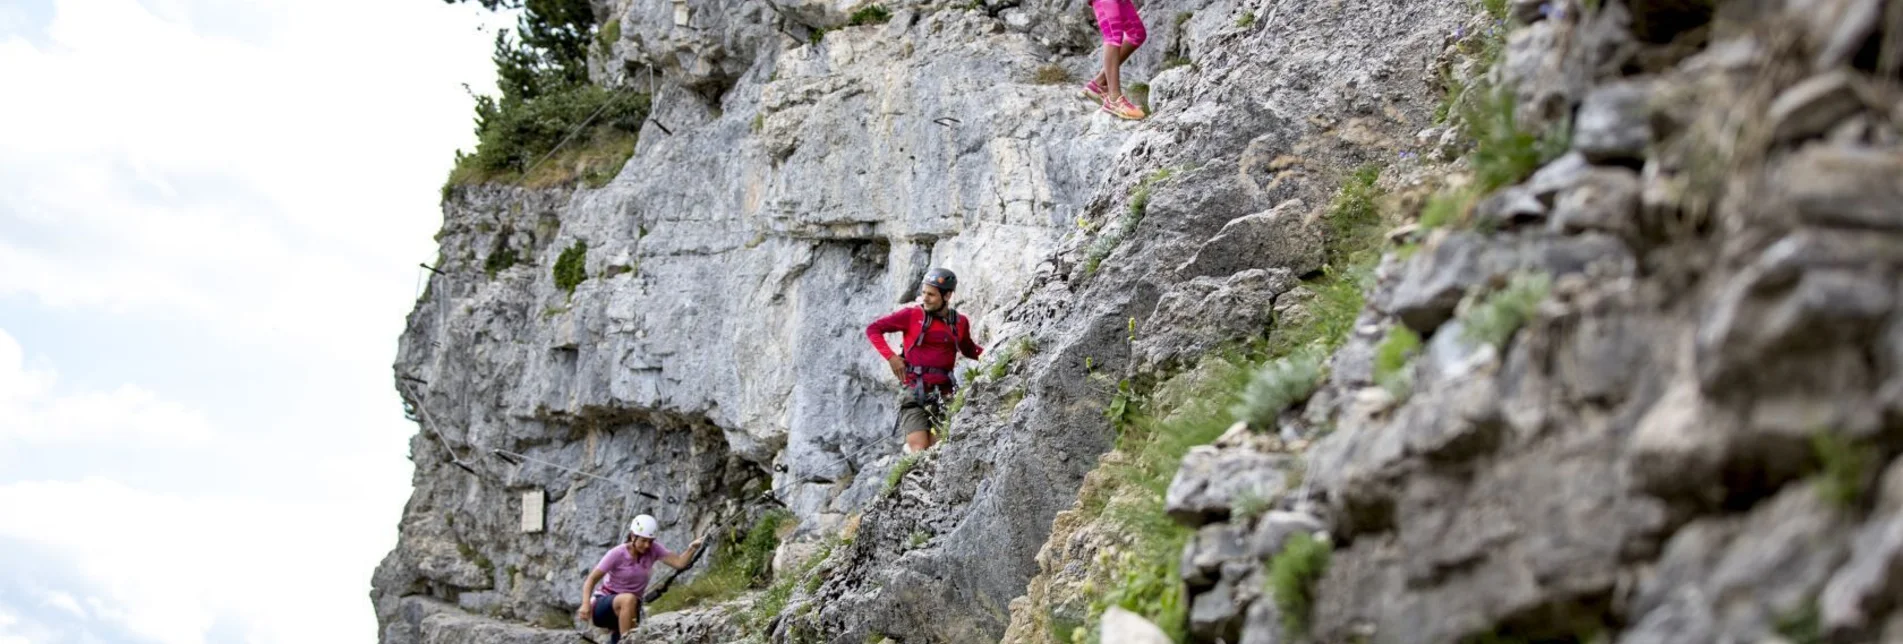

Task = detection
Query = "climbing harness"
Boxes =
[901,307,961,411]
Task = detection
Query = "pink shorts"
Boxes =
[1092,0,1147,47]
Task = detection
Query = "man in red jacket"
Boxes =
[866,268,984,454]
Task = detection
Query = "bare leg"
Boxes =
[1089,43,1141,87]
[613,593,639,638]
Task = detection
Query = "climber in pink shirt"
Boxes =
[1083,0,1148,120]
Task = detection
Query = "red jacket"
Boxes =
[866,306,983,388]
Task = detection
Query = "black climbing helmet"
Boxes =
[922,268,957,293]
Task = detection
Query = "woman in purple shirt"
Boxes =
[577,514,703,643]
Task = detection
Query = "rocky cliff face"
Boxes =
[371,0,1903,640]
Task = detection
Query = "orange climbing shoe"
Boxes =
[1102,95,1146,120]
[1082,79,1105,103]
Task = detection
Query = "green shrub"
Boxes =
[447,86,650,189]
[1268,532,1332,638]
[445,0,644,190]
[1460,272,1552,349]
[847,5,892,25]
[484,241,519,278]
[553,240,588,293]
[1461,84,1568,192]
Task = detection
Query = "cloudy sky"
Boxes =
[0,0,514,641]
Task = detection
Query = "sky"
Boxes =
[0,0,515,641]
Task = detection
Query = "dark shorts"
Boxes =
[592,593,642,631]
[895,390,945,437]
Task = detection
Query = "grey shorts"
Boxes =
[895,391,944,437]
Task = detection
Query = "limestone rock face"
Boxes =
[376,0,1903,640]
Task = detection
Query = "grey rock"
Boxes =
[1474,186,1548,229]
[1829,113,1876,144]
[1806,0,1883,70]
[1309,433,1669,643]
[1182,521,1252,588]
[1696,260,1896,393]
[1549,166,1641,237]
[417,611,572,644]
[1271,286,1317,339]
[1175,200,1325,280]
[1249,511,1328,559]
[1573,81,1654,162]
[1137,268,1300,374]
[1237,596,1287,644]
[1774,143,1903,230]
[1622,483,1853,643]
[1820,456,1903,634]
[1165,446,1297,527]
[1386,231,1633,334]
[1626,378,1734,506]
[1188,578,1244,643]
[1768,70,1866,143]
[1508,0,1548,23]
[1523,151,1592,201]
[1102,606,1173,644]
[1501,20,1585,127]
[1424,319,1495,382]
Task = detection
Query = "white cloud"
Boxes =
[0,609,24,644]
[0,0,513,641]
[0,328,214,446]
[0,0,511,358]
[0,478,393,644]
[37,592,82,620]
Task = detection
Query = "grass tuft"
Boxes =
[1268,532,1332,639]
[1811,429,1875,508]
[1372,326,1422,399]
[847,5,892,26]
[1230,349,1326,431]
[884,452,923,497]
[1033,64,1073,85]
[1419,185,1482,230]
[1084,167,1178,275]
[647,509,792,614]
[596,18,621,56]
[1460,272,1552,349]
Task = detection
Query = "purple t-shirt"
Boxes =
[594,542,672,597]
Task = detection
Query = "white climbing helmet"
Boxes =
[628,514,659,539]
